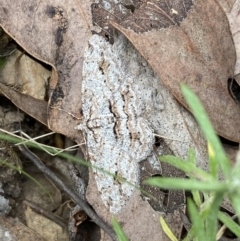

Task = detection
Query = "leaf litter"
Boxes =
[0,0,240,240]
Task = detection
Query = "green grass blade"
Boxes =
[218,211,240,238]
[160,216,178,241]
[229,160,240,223]
[144,177,228,192]
[230,194,240,223]
[198,194,215,221]
[187,149,202,207]
[188,148,196,164]
[208,142,218,179]
[191,190,202,208]
[160,155,212,181]
[112,217,129,241]
[181,84,231,179]
[182,227,196,241]
[205,193,224,241]
[0,133,155,199]
[191,188,202,208]
[188,198,205,241]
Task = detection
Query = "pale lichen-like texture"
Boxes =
[111,34,208,172]
[228,0,240,76]
[0,184,11,215]
[79,33,208,214]
[77,34,155,214]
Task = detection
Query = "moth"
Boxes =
[76,34,154,214]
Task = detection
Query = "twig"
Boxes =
[19,145,117,241]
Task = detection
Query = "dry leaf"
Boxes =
[0,82,48,125]
[140,143,186,239]
[111,0,240,142]
[223,143,239,164]
[0,0,91,141]
[91,0,135,43]
[86,171,163,241]
[0,50,50,100]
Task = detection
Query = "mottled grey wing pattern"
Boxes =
[76,35,154,214]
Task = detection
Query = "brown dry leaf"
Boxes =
[0,82,48,125]
[0,30,49,125]
[86,170,163,241]
[0,48,50,125]
[0,0,91,141]
[111,0,240,142]
[140,148,186,239]
[91,0,136,43]
[0,50,50,100]
[223,143,239,164]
